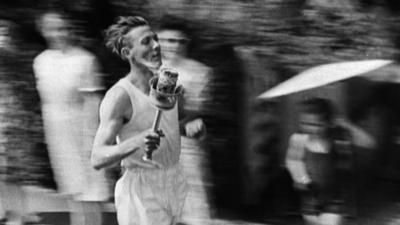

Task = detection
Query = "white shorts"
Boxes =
[115,165,188,225]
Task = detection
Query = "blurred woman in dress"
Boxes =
[33,11,111,225]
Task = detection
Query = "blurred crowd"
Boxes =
[1,1,400,225]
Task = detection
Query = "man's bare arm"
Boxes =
[91,87,160,170]
[178,94,206,138]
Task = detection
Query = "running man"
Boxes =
[91,16,197,225]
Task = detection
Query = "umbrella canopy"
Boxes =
[258,60,394,99]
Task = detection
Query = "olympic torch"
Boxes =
[143,68,182,162]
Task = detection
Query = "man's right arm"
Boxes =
[90,87,138,170]
[91,87,160,170]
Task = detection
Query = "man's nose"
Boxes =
[153,40,160,51]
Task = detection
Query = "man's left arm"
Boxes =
[178,96,206,139]
[178,67,213,139]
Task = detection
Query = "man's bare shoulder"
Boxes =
[100,86,131,119]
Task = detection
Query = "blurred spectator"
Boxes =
[33,11,110,225]
[157,16,213,224]
[285,97,375,225]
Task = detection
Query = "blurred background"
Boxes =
[2,0,400,224]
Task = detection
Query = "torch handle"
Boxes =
[143,110,163,161]
[152,110,163,132]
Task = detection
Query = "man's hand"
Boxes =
[138,129,164,169]
[142,129,161,152]
[184,118,206,138]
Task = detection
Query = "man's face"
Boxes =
[299,113,329,136]
[157,30,189,60]
[124,25,161,70]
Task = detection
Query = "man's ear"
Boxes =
[121,47,130,60]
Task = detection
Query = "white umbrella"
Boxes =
[258,60,394,99]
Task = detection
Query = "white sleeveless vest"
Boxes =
[114,78,181,168]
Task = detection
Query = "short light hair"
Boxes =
[104,16,149,59]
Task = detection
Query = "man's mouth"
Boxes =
[152,53,161,61]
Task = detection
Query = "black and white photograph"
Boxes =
[1,0,400,224]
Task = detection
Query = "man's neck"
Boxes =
[126,63,155,94]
